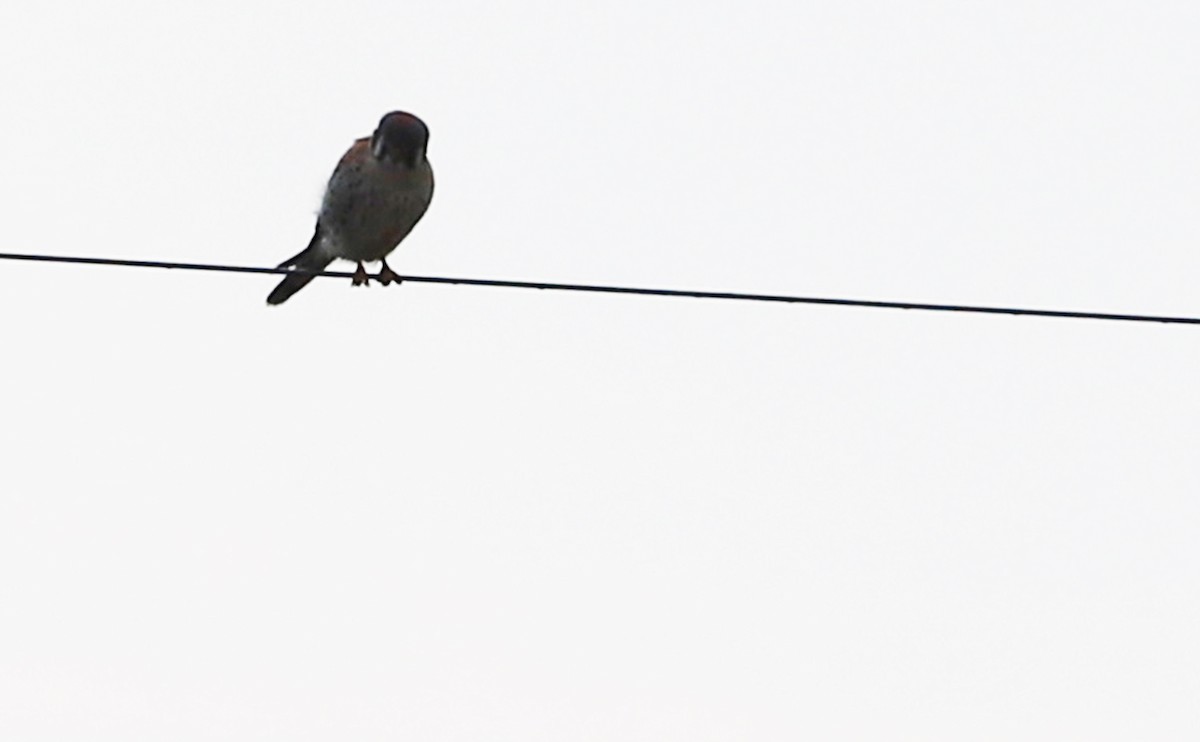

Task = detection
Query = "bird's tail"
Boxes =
[267,228,333,306]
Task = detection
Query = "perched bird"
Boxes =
[267,111,434,305]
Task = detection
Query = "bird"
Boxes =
[267,111,434,305]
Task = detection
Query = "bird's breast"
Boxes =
[320,157,434,262]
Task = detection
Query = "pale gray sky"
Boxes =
[1,1,1198,739]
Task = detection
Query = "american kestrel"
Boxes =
[267,111,434,305]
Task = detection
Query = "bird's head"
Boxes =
[370,111,429,168]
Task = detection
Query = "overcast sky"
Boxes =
[1,1,1198,740]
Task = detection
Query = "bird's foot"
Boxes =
[377,261,402,286]
[352,262,370,287]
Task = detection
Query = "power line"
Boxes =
[0,250,1196,325]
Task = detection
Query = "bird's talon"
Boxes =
[378,262,402,286]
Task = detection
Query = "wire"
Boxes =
[0,250,1196,325]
